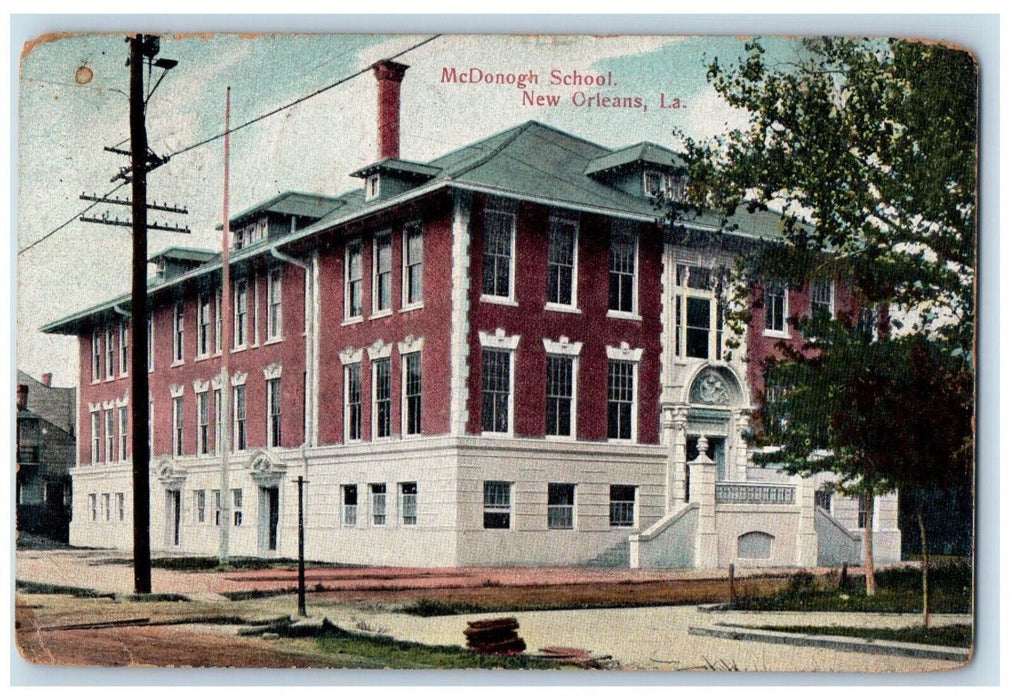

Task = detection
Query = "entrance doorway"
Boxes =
[687,436,727,480]
[165,489,181,547]
[260,486,279,552]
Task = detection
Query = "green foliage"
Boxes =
[750,624,972,648]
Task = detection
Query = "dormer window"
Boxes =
[644,170,685,200]
[365,174,381,202]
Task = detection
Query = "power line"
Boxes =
[18,182,127,255]
[167,34,442,160]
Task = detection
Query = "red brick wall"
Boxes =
[464,195,663,443]
[315,201,454,445]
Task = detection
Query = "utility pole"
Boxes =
[218,87,232,567]
[295,475,307,617]
[129,34,152,595]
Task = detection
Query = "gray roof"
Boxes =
[349,158,441,179]
[43,120,792,336]
[149,246,218,264]
[584,141,686,176]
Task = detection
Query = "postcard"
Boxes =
[15,31,976,672]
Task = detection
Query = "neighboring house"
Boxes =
[16,372,76,543]
[41,60,900,568]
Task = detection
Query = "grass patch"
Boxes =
[733,561,971,614]
[398,598,512,617]
[313,628,564,670]
[16,580,113,599]
[746,624,972,648]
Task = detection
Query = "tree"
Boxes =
[669,37,976,604]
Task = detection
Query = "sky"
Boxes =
[15,32,809,385]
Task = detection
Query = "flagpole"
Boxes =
[218,86,232,566]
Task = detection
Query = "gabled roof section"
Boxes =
[149,246,217,265]
[584,141,686,177]
[349,158,441,180]
[228,191,347,228]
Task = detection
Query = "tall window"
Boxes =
[545,355,574,438]
[342,485,358,526]
[609,485,636,527]
[607,360,636,441]
[172,396,184,456]
[213,490,221,526]
[483,481,511,529]
[234,385,247,451]
[92,329,101,381]
[88,493,97,521]
[764,281,787,335]
[674,265,723,360]
[214,287,222,353]
[195,490,206,524]
[403,222,423,307]
[399,482,417,526]
[481,349,512,434]
[344,363,362,442]
[197,294,211,356]
[91,410,100,462]
[373,358,391,439]
[267,268,283,339]
[482,208,514,299]
[173,301,185,362]
[116,492,125,521]
[119,322,129,376]
[608,226,637,314]
[547,483,575,530]
[213,388,222,455]
[547,217,577,307]
[345,239,363,319]
[402,352,422,436]
[370,484,387,526]
[234,280,249,347]
[373,232,392,314]
[232,488,243,527]
[118,406,128,461]
[105,409,115,462]
[266,378,281,448]
[810,279,834,318]
[106,326,116,379]
[197,391,210,455]
[102,493,111,521]
[147,317,154,371]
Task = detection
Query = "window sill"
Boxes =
[481,295,518,307]
[170,360,185,368]
[544,303,581,315]
[231,345,248,354]
[762,329,791,340]
[195,354,213,363]
[104,376,117,383]
[401,302,424,313]
[606,310,642,322]
[481,431,514,438]
[607,438,638,445]
[263,337,285,346]
[341,317,364,327]
[369,310,393,321]
[545,434,577,442]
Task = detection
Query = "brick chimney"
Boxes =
[16,384,28,410]
[372,60,409,160]
[42,372,52,387]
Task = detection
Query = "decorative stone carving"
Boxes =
[248,449,287,487]
[155,458,187,487]
[690,369,731,406]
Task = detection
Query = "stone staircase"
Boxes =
[585,538,631,568]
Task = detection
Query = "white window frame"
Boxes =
[606,344,643,443]
[266,267,283,340]
[266,376,282,448]
[673,264,723,361]
[371,230,393,317]
[232,488,243,527]
[401,221,424,310]
[478,329,520,436]
[543,336,582,440]
[344,238,364,323]
[365,174,380,201]
[343,359,363,443]
[118,405,128,461]
[90,410,100,463]
[482,480,513,529]
[545,215,580,312]
[763,281,790,339]
[197,390,210,455]
[234,279,249,349]
[195,490,206,524]
[214,286,223,354]
[480,204,517,306]
[607,222,640,320]
[547,482,576,530]
[213,387,222,456]
[172,395,184,457]
[809,279,835,318]
[342,484,358,527]
[372,357,393,440]
[212,489,221,526]
[104,409,115,463]
[92,329,101,382]
[106,326,116,379]
[119,321,129,377]
[609,484,638,528]
[370,483,387,527]
[398,336,425,437]
[102,492,111,522]
[172,300,185,364]
[88,493,97,521]
[233,382,247,452]
[399,482,417,526]
[116,492,125,521]
[197,293,212,358]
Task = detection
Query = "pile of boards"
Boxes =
[464,617,526,655]
[535,646,615,669]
